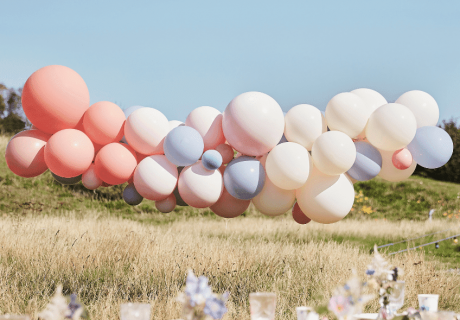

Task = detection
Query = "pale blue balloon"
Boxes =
[123,183,143,206]
[121,106,144,144]
[407,126,453,169]
[202,150,223,170]
[51,172,82,185]
[164,126,204,166]
[224,156,265,200]
[347,141,382,181]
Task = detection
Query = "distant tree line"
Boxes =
[0,84,25,134]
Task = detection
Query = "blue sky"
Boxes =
[1,0,459,123]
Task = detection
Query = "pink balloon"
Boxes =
[5,129,51,178]
[82,163,102,190]
[392,148,413,170]
[210,187,250,218]
[83,101,126,145]
[185,106,226,151]
[292,202,311,225]
[94,143,138,185]
[215,143,234,165]
[155,194,177,213]
[44,129,94,178]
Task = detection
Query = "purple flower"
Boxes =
[366,270,375,276]
[66,294,81,319]
[204,296,227,319]
[185,271,212,307]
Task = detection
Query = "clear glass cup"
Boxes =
[418,294,439,312]
[0,316,30,320]
[249,292,277,320]
[120,303,151,320]
[379,281,405,314]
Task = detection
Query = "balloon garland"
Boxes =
[4,65,454,224]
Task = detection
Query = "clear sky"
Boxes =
[1,0,459,123]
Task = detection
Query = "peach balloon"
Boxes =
[5,129,51,178]
[44,129,94,178]
[22,65,90,134]
[83,101,126,145]
[185,106,226,151]
[94,143,138,185]
[155,194,177,213]
[392,148,413,170]
[210,187,250,218]
[292,202,311,225]
[215,143,234,164]
[82,164,103,190]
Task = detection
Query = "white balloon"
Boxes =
[252,176,296,217]
[296,166,355,224]
[82,164,102,190]
[185,106,226,151]
[284,104,327,150]
[155,194,177,213]
[395,90,439,128]
[378,149,417,182]
[325,92,369,138]
[266,142,311,190]
[125,107,169,155]
[311,131,356,175]
[366,103,417,151]
[133,155,178,201]
[351,89,388,140]
[169,120,184,131]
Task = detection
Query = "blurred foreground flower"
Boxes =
[38,285,85,320]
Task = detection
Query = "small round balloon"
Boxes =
[407,126,453,169]
[224,156,265,200]
[82,164,102,190]
[185,106,225,151]
[292,202,311,225]
[378,149,417,182]
[123,183,143,206]
[252,177,296,217]
[346,141,382,181]
[164,126,204,166]
[392,148,413,170]
[210,187,250,218]
[82,101,126,145]
[51,172,82,185]
[202,150,223,171]
[155,194,176,213]
[395,90,439,128]
[215,144,234,164]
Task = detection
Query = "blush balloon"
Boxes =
[155,194,177,213]
[292,202,311,225]
[82,164,103,190]
[185,106,226,151]
[215,143,234,165]
[94,143,138,185]
[82,101,126,145]
[392,148,413,170]
[210,187,250,218]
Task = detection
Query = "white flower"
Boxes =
[38,285,69,320]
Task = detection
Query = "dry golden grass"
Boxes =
[0,213,459,319]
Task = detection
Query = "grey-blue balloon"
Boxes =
[407,126,453,169]
[123,183,143,206]
[347,141,382,181]
[164,126,204,166]
[278,134,288,144]
[51,172,82,185]
[224,156,265,200]
[121,106,144,144]
[202,150,223,170]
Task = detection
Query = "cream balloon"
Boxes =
[155,194,177,213]
[378,149,417,182]
[133,155,178,201]
[325,92,369,138]
[185,106,226,151]
[222,92,285,156]
[169,120,184,131]
[178,161,223,208]
[366,103,417,151]
[311,131,356,175]
[284,104,327,150]
[395,90,439,128]
[252,177,296,217]
[125,107,169,155]
[351,89,388,140]
[265,142,311,190]
[82,164,102,190]
[296,166,355,224]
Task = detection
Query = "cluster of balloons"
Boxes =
[4,65,454,225]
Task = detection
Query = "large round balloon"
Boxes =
[346,141,382,181]
[51,172,82,185]
[5,130,51,178]
[178,161,223,208]
[392,148,413,170]
[311,131,356,175]
[21,65,90,134]
[224,156,265,200]
[44,129,94,178]
[378,149,417,182]
[351,88,388,140]
[124,107,169,155]
[296,166,355,224]
[94,143,138,185]
[395,90,439,128]
[185,106,226,151]
[82,101,125,145]
[215,143,234,164]
[252,177,296,217]
[325,92,369,138]
[202,150,223,171]
[407,126,453,169]
[120,106,144,144]
[292,202,311,225]
[222,92,284,156]
[155,194,176,213]
[123,183,143,206]
[284,104,327,150]
[210,187,250,218]
[133,155,178,201]
[366,103,417,151]
[265,142,311,190]
[82,164,102,190]
[164,126,204,166]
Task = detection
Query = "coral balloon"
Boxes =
[44,129,94,178]
[222,92,284,156]
[185,106,226,151]
[82,164,102,190]
[392,148,413,170]
[133,155,178,201]
[123,183,143,206]
[94,143,138,185]
[125,107,169,155]
[82,101,125,145]
[21,65,90,134]
[51,172,82,185]
[378,149,417,182]
[292,202,311,225]
[215,143,234,165]
[5,129,50,178]
[155,194,177,213]
[224,156,265,200]
[395,90,439,128]
[252,176,296,217]
[210,187,250,218]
